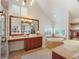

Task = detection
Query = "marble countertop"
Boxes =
[7,34,42,41]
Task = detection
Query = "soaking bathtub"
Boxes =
[52,40,79,59]
[46,37,65,42]
[63,40,79,53]
[46,37,65,49]
[63,40,79,45]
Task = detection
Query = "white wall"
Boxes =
[37,0,69,39]
[51,0,69,39]
[27,1,53,35]
[8,1,53,51]
[27,1,53,48]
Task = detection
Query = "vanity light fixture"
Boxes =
[28,20,33,22]
[21,19,32,23]
[21,19,24,21]
[24,19,28,22]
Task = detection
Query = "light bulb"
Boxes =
[22,1,25,6]
[30,0,34,6]
[21,19,24,21]
[28,20,32,22]
[25,19,28,22]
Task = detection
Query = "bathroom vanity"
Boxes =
[24,36,42,51]
[8,16,42,51]
[8,35,42,51]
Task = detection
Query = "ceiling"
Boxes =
[36,0,79,19]
[2,0,79,18]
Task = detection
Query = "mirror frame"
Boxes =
[9,16,39,36]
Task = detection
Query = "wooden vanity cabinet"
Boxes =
[24,37,42,51]
[52,52,66,59]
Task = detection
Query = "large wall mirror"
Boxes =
[9,16,39,36]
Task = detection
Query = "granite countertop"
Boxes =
[7,34,42,41]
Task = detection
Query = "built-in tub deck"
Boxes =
[46,37,65,49]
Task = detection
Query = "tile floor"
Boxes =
[9,42,64,59]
